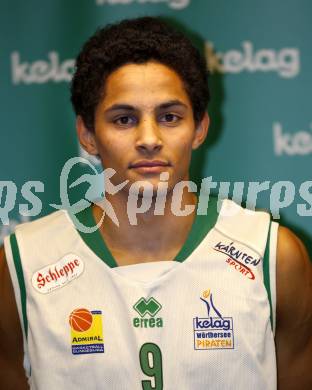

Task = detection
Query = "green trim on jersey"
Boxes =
[76,206,118,268]
[174,196,218,262]
[75,196,219,268]
[263,223,273,330]
[10,234,28,338]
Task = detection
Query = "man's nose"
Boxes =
[135,117,163,154]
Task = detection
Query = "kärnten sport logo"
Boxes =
[213,241,261,280]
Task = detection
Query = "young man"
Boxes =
[0,17,311,389]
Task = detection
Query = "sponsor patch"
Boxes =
[32,254,84,294]
[193,290,234,350]
[213,241,261,280]
[69,308,104,355]
[133,297,163,328]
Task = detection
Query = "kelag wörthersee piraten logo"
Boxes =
[193,290,234,350]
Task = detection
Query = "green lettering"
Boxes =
[133,318,140,327]
[156,318,163,327]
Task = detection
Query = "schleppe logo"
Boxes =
[32,254,84,294]
[205,41,300,78]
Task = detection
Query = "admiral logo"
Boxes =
[69,308,104,355]
[214,241,261,280]
[133,297,163,328]
[193,290,234,350]
[32,254,84,294]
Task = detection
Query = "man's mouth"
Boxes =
[129,160,171,173]
[130,160,170,168]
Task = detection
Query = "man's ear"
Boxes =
[76,116,99,156]
[192,112,209,150]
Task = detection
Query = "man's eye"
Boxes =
[159,113,181,123]
[114,116,136,126]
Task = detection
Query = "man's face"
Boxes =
[79,61,208,195]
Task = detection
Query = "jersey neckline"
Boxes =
[74,196,219,268]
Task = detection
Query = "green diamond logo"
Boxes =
[133,297,162,317]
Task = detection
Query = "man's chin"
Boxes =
[128,180,165,199]
[125,171,170,194]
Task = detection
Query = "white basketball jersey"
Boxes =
[4,198,278,389]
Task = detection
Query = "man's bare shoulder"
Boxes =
[0,245,28,388]
[276,226,312,320]
[0,245,20,332]
[275,226,312,389]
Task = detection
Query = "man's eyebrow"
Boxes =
[104,100,188,113]
[157,100,188,110]
[105,104,136,112]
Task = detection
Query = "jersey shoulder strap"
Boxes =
[215,199,278,332]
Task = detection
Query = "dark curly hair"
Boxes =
[70,16,210,131]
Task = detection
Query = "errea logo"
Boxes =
[133,297,163,328]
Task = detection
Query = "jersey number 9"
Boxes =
[139,342,163,390]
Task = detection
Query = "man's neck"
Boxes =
[92,189,197,266]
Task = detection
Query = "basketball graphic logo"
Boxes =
[69,308,105,354]
[69,308,93,332]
